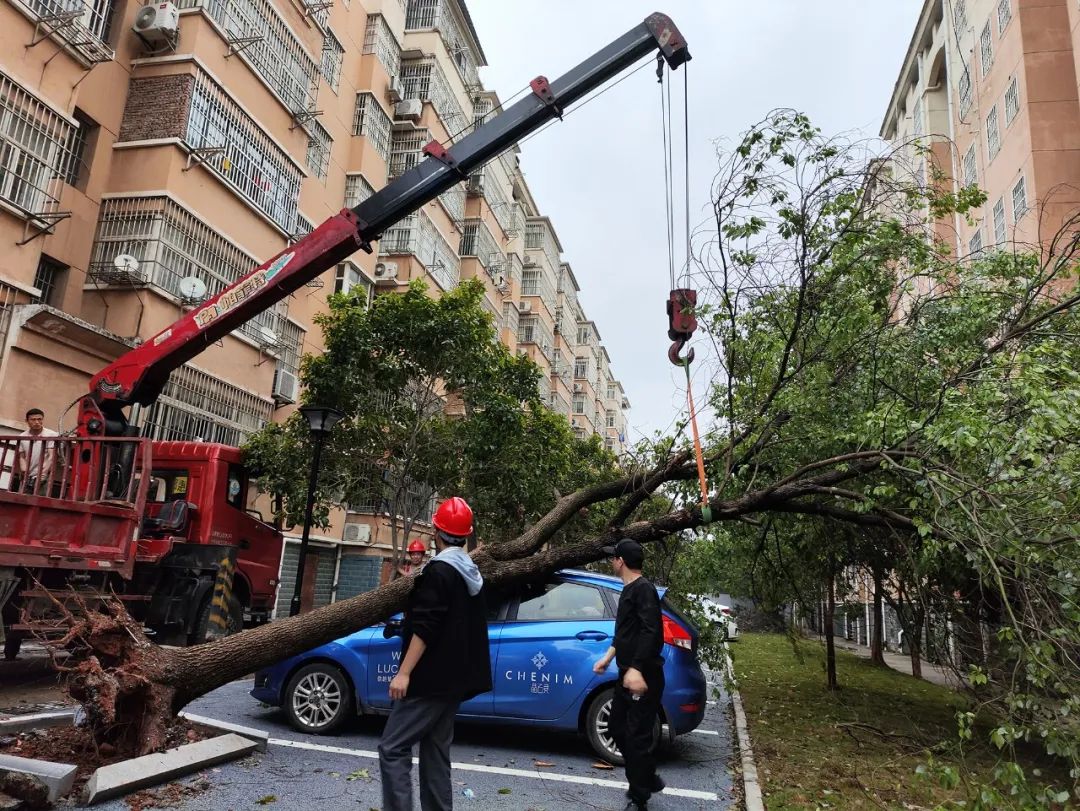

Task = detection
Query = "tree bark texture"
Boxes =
[870,564,886,666]
[824,570,838,691]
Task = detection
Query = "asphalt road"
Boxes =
[94,672,738,811]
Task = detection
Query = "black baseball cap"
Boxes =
[602,538,644,569]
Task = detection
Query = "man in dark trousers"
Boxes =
[379,496,491,811]
[593,538,665,810]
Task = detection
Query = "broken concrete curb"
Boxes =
[177,712,269,751]
[0,752,77,803]
[84,733,259,805]
[0,710,76,734]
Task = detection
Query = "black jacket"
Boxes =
[613,576,664,672]
[400,560,492,700]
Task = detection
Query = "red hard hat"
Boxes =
[433,496,473,538]
[407,539,426,553]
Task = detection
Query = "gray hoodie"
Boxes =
[431,545,483,596]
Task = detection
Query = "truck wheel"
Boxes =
[584,688,662,766]
[284,663,353,734]
[190,595,243,645]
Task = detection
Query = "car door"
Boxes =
[492,579,614,721]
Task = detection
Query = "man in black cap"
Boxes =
[592,538,665,810]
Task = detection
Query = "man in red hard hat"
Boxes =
[397,539,428,578]
[379,496,491,811]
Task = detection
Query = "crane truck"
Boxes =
[0,13,690,657]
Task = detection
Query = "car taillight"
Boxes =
[662,614,692,651]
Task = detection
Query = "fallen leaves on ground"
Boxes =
[591,761,614,770]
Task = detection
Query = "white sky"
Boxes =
[465,0,923,441]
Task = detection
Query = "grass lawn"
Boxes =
[728,633,1064,810]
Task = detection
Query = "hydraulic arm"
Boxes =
[80,12,690,437]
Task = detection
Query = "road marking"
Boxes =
[268,737,720,801]
[690,729,720,736]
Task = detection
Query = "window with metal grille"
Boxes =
[986,105,1000,160]
[968,228,983,258]
[142,364,273,445]
[89,196,290,347]
[379,209,459,291]
[23,0,115,62]
[997,0,1011,33]
[65,108,97,190]
[501,300,519,335]
[363,14,401,78]
[321,32,344,91]
[606,384,616,400]
[185,71,302,233]
[275,318,305,376]
[958,65,973,118]
[912,100,923,138]
[516,315,551,351]
[472,96,492,132]
[290,214,315,245]
[953,0,967,31]
[388,127,428,178]
[178,0,319,115]
[1012,176,1027,219]
[606,410,615,428]
[576,325,591,345]
[979,20,993,76]
[353,93,392,161]
[963,143,977,187]
[32,255,65,306]
[992,197,1006,244]
[405,0,437,28]
[574,357,588,379]
[0,71,77,218]
[459,219,500,271]
[572,393,586,414]
[438,182,465,223]
[306,120,332,181]
[524,220,560,270]
[1004,76,1019,125]
[335,261,373,302]
[400,58,466,131]
[345,173,375,208]
[404,0,479,87]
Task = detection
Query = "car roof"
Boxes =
[555,569,668,599]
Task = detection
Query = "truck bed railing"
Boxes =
[0,435,149,505]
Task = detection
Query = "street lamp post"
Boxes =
[289,405,344,617]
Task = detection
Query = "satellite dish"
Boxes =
[113,254,140,273]
[257,325,278,346]
[178,276,207,301]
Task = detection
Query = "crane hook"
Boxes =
[668,337,695,366]
[666,288,698,367]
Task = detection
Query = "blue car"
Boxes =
[251,570,707,763]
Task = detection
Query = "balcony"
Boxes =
[404,0,481,89]
[388,127,429,179]
[517,314,553,360]
[179,0,319,116]
[458,219,502,277]
[380,209,460,291]
[88,195,293,349]
[184,69,302,234]
[399,57,467,134]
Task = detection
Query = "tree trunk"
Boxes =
[824,570,838,691]
[870,563,886,666]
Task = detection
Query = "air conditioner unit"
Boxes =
[272,367,298,404]
[517,301,532,313]
[467,173,485,195]
[522,254,535,266]
[394,99,422,122]
[374,261,399,283]
[132,1,180,48]
[387,76,404,103]
[342,522,373,545]
[573,383,583,393]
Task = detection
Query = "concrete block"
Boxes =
[177,712,269,751]
[0,710,76,733]
[0,753,77,803]
[84,733,258,805]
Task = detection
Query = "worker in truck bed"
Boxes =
[11,408,59,496]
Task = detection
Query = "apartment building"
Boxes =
[881,0,1080,256]
[0,0,630,612]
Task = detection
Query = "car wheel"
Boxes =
[284,663,354,734]
[585,688,661,766]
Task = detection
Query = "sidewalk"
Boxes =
[830,639,958,689]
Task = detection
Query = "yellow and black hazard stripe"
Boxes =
[206,550,238,637]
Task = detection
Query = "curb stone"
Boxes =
[0,710,76,734]
[0,753,77,802]
[722,643,765,811]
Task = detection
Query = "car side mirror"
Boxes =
[383,620,403,639]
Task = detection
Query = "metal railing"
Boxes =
[459,219,501,272]
[20,0,115,63]
[142,364,273,445]
[404,0,480,88]
[399,57,467,133]
[380,209,460,291]
[363,14,401,78]
[438,182,465,223]
[345,173,375,209]
[388,127,429,179]
[0,435,149,506]
[353,93,393,162]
